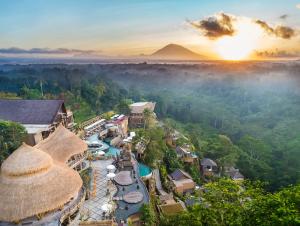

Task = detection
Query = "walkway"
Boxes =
[79,160,117,221]
[153,169,168,196]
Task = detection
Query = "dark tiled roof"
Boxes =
[170,169,192,181]
[229,170,244,180]
[0,99,65,124]
[201,158,217,167]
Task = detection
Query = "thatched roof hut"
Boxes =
[0,143,82,222]
[35,124,87,163]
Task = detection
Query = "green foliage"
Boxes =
[20,86,42,99]
[202,135,240,172]
[114,99,132,115]
[160,179,300,226]
[0,121,27,164]
[164,148,183,173]
[136,126,167,167]
[140,203,156,226]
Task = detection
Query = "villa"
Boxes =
[0,143,85,225]
[129,102,156,128]
[200,158,218,177]
[168,169,195,195]
[0,99,75,145]
[176,145,198,164]
[225,167,244,181]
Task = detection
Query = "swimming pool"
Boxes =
[87,134,120,157]
[106,146,121,157]
[138,163,152,177]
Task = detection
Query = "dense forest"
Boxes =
[0,62,299,191]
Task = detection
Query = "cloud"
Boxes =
[255,20,296,39]
[296,4,300,9]
[0,47,101,55]
[279,14,288,20]
[255,49,300,58]
[189,13,235,39]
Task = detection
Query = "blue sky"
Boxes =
[0,0,299,57]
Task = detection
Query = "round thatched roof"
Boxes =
[1,143,53,177]
[0,143,82,222]
[35,124,87,163]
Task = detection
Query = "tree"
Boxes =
[140,204,156,226]
[0,121,27,164]
[143,108,153,130]
[115,99,132,115]
[160,179,300,226]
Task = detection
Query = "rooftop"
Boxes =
[0,99,65,125]
[129,102,155,114]
[170,169,192,181]
[159,202,186,216]
[0,143,82,222]
[201,158,217,167]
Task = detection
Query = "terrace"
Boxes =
[113,154,150,224]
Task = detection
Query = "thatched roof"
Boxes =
[0,143,82,222]
[35,125,87,163]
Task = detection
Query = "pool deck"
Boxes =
[113,155,150,223]
[78,159,117,221]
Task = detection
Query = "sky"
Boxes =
[0,0,300,60]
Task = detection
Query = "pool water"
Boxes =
[87,134,120,157]
[106,146,120,157]
[138,163,152,177]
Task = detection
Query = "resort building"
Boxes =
[84,118,107,138]
[158,195,186,217]
[109,114,128,138]
[0,143,85,225]
[168,169,195,195]
[176,145,198,164]
[129,102,156,128]
[35,125,88,171]
[200,158,218,177]
[224,167,244,181]
[0,99,75,145]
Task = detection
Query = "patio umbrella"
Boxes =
[106,172,116,179]
[106,165,116,170]
[97,150,105,156]
[101,203,112,212]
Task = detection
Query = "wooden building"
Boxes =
[200,158,218,176]
[128,102,156,128]
[0,99,75,145]
[168,169,195,195]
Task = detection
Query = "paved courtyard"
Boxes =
[79,159,117,221]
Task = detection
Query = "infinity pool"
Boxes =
[138,163,152,177]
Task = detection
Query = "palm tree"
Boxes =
[143,108,152,130]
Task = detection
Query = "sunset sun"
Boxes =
[215,19,263,60]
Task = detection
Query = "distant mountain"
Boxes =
[151,44,203,60]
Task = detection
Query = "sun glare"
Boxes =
[215,19,262,60]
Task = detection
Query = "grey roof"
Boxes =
[170,169,192,181]
[0,99,65,125]
[228,169,244,180]
[201,158,217,167]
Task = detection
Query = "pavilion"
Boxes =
[0,143,84,224]
[35,124,88,171]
